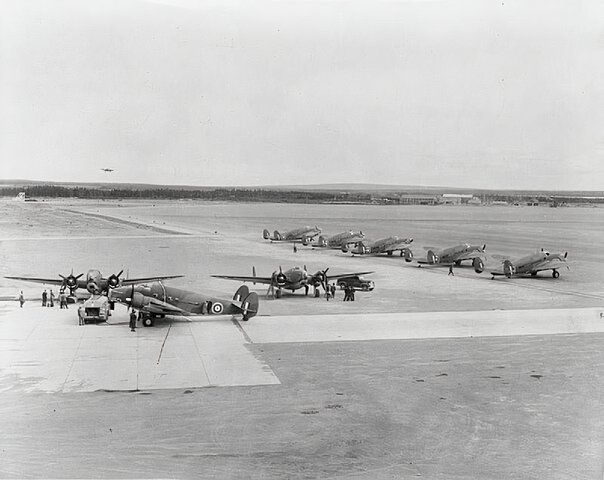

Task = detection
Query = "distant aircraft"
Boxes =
[489,249,569,279]
[263,226,322,245]
[109,283,258,327]
[100,168,114,172]
[5,269,183,295]
[212,266,374,298]
[416,243,486,272]
[342,236,414,260]
[315,230,365,249]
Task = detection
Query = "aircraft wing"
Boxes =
[120,275,184,285]
[326,271,374,281]
[532,259,567,272]
[4,276,64,286]
[142,298,186,316]
[384,241,412,252]
[211,275,274,285]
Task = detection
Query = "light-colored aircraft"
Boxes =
[342,236,414,260]
[5,269,183,295]
[100,168,114,172]
[416,243,486,272]
[315,230,365,249]
[109,283,258,327]
[212,266,374,298]
[263,225,322,245]
[489,249,569,279]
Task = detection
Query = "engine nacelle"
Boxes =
[401,248,413,262]
[317,236,327,247]
[503,260,515,278]
[107,274,120,289]
[341,243,350,253]
[86,282,100,294]
[427,250,439,264]
[276,273,287,287]
[262,229,270,240]
[273,230,282,241]
[473,257,484,273]
[301,236,310,246]
[130,292,151,310]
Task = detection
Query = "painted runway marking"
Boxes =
[157,321,173,365]
[231,318,253,344]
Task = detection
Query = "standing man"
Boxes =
[350,287,356,302]
[330,283,336,299]
[448,264,454,276]
[129,310,137,332]
[293,244,298,253]
[343,286,350,301]
[59,291,67,309]
[49,290,55,307]
[18,291,25,308]
[42,289,47,307]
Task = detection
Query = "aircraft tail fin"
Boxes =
[263,229,271,240]
[233,285,250,302]
[234,291,259,320]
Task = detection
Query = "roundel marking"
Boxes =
[211,302,224,314]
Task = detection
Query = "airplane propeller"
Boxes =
[59,269,83,294]
[107,269,124,289]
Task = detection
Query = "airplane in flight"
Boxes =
[100,168,114,172]
[109,283,258,327]
[416,243,487,272]
[5,269,183,295]
[489,249,569,279]
[315,230,365,249]
[263,225,322,245]
[212,266,374,298]
[342,236,414,260]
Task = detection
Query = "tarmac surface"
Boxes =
[1,199,603,478]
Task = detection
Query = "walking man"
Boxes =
[42,289,47,307]
[448,264,454,276]
[129,310,137,332]
[18,291,25,308]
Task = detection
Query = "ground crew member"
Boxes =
[49,290,55,307]
[330,283,336,299]
[18,291,25,308]
[350,287,356,302]
[314,286,320,298]
[129,310,137,332]
[343,285,350,301]
[325,288,331,301]
[42,289,47,307]
[293,244,298,253]
[59,292,68,309]
[448,264,454,276]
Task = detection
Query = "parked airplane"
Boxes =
[109,283,258,327]
[416,243,486,272]
[212,266,374,298]
[100,168,114,172]
[315,230,365,249]
[263,225,321,245]
[5,269,183,295]
[342,236,414,260]
[489,249,569,279]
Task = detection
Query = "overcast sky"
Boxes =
[1,0,603,190]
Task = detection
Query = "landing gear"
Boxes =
[552,269,560,279]
[387,251,393,256]
[531,271,538,276]
[454,260,462,266]
[142,313,155,327]
[275,289,282,299]
[304,285,309,296]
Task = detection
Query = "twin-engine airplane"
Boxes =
[342,236,414,260]
[109,283,258,327]
[416,243,487,272]
[5,269,183,295]
[489,249,569,279]
[263,225,322,245]
[315,230,365,249]
[212,266,374,298]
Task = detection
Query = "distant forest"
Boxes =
[0,185,372,203]
[1,184,603,205]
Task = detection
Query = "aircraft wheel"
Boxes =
[454,260,462,266]
[552,270,560,279]
[531,271,538,276]
[142,315,155,327]
[387,251,393,256]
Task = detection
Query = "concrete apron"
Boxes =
[1,305,602,393]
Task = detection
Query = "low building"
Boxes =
[439,193,475,205]
[397,194,438,205]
